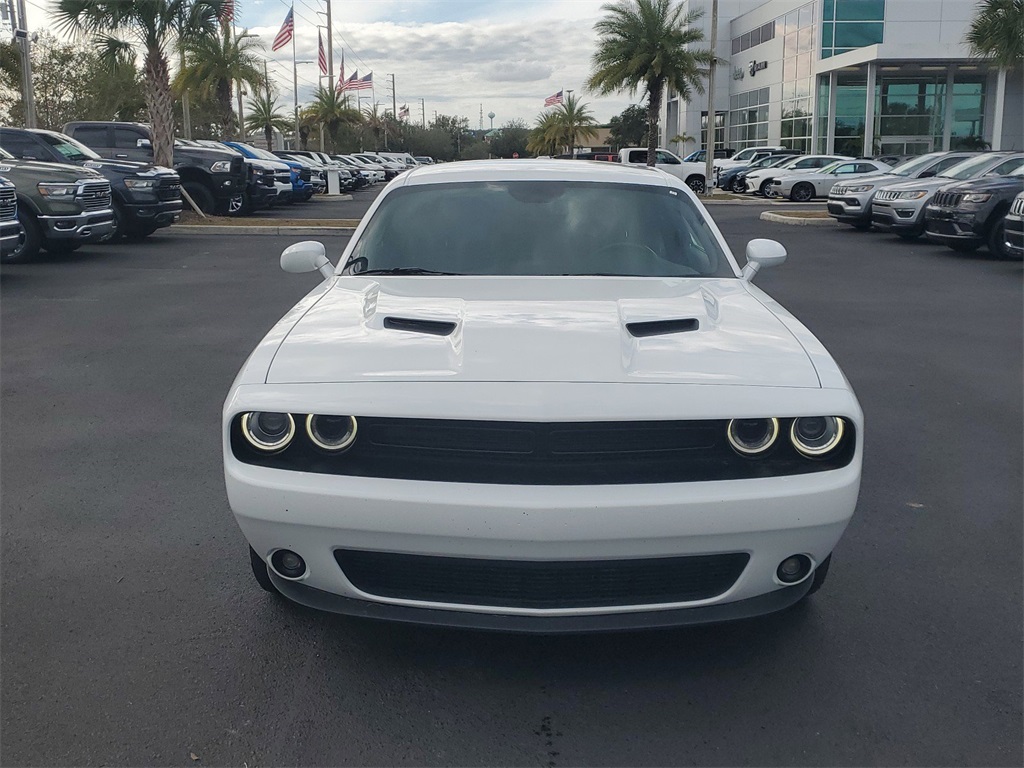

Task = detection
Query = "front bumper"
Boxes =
[827,194,872,223]
[871,200,925,233]
[225,382,862,627]
[37,209,115,241]
[0,220,22,256]
[924,206,985,245]
[1005,215,1023,257]
[124,199,182,230]
[211,171,246,202]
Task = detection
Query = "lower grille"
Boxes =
[335,550,750,608]
[827,202,844,214]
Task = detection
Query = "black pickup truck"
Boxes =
[0,176,22,258]
[924,160,1024,259]
[0,127,181,240]
[62,121,246,215]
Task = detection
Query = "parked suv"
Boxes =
[871,153,1024,240]
[827,151,979,229]
[1,127,181,239]
[0,176,22,258]
[62,121,246,215]
[1003,192,1024,259]
[618,147,708,193]
[0,147,114,263]
[924,161,1024,258]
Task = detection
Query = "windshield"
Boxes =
[1008,163,1024,177]
[40,132,101,161]
[889,153,941,176]
[818,161,845,174]
[940,154,1009,180]
[343,181,735,278]
[241,144,280,162]
[0,146,14,160]
[772,156,804,170]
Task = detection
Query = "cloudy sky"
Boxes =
[27,0,644,129]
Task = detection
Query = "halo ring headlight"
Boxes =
[242,411,295,452]
[791,416,845,457]
[727,417,779,456]
[306,414,358,451]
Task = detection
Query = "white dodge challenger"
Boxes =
[223,160,863,632]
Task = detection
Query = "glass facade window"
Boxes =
[780,2,816,152]
[728,88,770,148]
[950,81,986,148]
[732,21,775,55]
[701,111,727,148]
[822,0,885,58]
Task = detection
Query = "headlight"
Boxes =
[727,418,779,456]
[242,411,295,452]
[962,193,991,203]
[37,182,77,197]
[896,190,928,200]
[210,160,233,172]
[845,184,874,192]
[124,178,157,189]
[790,416,845,457]
[306,414,357,451]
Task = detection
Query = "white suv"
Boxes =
[618,148,708,193]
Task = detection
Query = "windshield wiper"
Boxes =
[356,267,462,276]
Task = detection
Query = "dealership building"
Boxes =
[662,0,1024,157]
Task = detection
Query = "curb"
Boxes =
[759,211,840,227]
[172,225,356,236]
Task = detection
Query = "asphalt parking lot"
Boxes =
[1,206,1021,766]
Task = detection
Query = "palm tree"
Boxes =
[527,110,562,156]
[587,0,712,166]
[554,94,600,154]
[245,92,291,150]
[965,0,1024,67]
[306,87,362,151]
[361,102,387,149]
[55,0,223,167]
[177,22,265,139]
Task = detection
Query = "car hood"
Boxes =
[82,159,176,176]
[245,158,289,171]
[878,176,970,193]
[936,175,1024,194]
[266,277,821,387]
[0,158,102,180]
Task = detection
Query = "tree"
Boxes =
[965,0,1024,67]
[305,86,361,151]
[177,21,265,139]
[430,113,472,158]
[587,0,712,166]
[607,104,648,149]
[55,0,224,167]
[245,92,291,150]
[402,125,457,161]
[489,119,530,158]
[527,110,563,156]
[553,94,599,154]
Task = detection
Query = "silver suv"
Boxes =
[827,151,977,229]
[871,153,1024,240]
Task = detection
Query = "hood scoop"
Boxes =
[383,316,457,337]
[625,318,700,338]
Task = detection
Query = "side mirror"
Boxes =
[136,138,151,149]
[281,241,334,279]
[742,239,787,281]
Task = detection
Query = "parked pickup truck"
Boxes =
[617,147,709,193]
[62,121,246,215]
[0,176,22,258]
[0,127,181,240]
[0,146,114,263]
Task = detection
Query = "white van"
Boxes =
[375,152,418,167]
[618,147,709,193]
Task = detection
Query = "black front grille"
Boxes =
[932,190,963,208]
[231,156,245,176]
[0,188,16,221]
[927,219,958,235]
[156,180,180,201]
[78,181,111,211]
[231,416,856,484]
[1011,196,1024,216]
[275,171,291,185]
[299,169,312,182]
[335,550,751,608]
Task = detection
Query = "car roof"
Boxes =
[400,159,672,187]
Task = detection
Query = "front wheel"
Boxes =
[249,546,279,593]
[987,220,1013,259]
[759,179,774,197]
[790,183,814,203]
[685,175,706,195]
[100,200,127,242]
[3,208,42,263]
[182,182,215,215]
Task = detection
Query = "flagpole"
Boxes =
[291,4,299,149]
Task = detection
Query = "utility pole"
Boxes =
[325,0,333,96]
[704,0,718,197]
[390,74,397,126]
[15,0,35,128]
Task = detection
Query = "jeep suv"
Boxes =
[1003,192,1024,259]
[0,147,114,263]
[924,160,1024,258]
[1,127,181,240]
[63,121,245,215]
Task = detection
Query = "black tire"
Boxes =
[759,179,774,197]
[249,546,279,593]
[790,183,814,203]
[729,177,744,193]
[3,207,42,263]
[685,175,706,195]
[182,181,215,215]
[987,219,1011,259]
[100,199,127,242]
[804,554,831,597]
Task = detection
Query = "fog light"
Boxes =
[777,555,812,584]
[271,549,306,579]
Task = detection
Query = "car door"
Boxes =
[111,126,153,163]
[65,125,116,159]
[816,162,859,195]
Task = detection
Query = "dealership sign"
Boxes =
[749,60,768,76]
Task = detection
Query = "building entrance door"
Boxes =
[878,137,934,156]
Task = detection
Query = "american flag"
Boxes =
[338,71,359,92]
[318,30,328,75]
[271,7,294,52]
[218,0,235,22]
[544,90,563,107]
[398,104,409,119]
[347,71,373,91]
